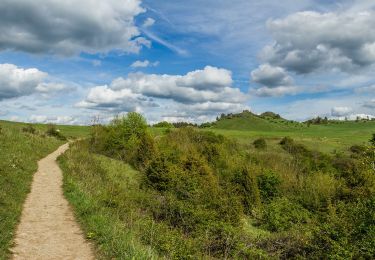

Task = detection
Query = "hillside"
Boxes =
[208,111,375,153]
[212,111,297,131]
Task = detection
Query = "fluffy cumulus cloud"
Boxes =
[0,0,148,55]
[131,60,159,68]
[261,10,375,74]
[250,64,298,96]
[77,66,248,120]
[331,106,353,117]
[0,64,47,100]
[0,63,73,100]
[29,115,78,125]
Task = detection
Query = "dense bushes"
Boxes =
[86,114,375,258]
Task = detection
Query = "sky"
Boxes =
[0,0,375,125]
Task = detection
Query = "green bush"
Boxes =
[253,138,267,149]
[262,198,311,232]
[22,124,37,134]
[46,124,67,140]
[257,170,281,202]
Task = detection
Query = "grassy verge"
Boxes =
[0,122,63,259]
[58,141,160,259]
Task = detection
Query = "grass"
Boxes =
[0,120,90,139]
[0,121,64,259]
[208,115,375,153]
[58,141,160,259]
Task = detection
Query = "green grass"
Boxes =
[58,141,160,259]
[0,121,64,259]
[207,115,375,153]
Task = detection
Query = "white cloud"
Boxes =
[262,10,375,74]
[331,106,353,117]
[77,66,248,121]
[106,66,242,104]
[0,63,47,100]
[250,64,298,97]
[143,18,155,28]
[0,0,148,55]
[251,64,293,87]
[363,99,375,109]
[0,63,75,100]
[251,86,298,97]
[131,60,159,68]
[29,115,78,125]
[356,85,375,94]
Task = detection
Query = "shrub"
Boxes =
[46,124,66,140]
[257,171,281,201]
[253,138,267,149]
[233,167,261,214]
[370,133,375,146]
[262,198,311,232]
[22,124,37,134]
[349,145,367,154]
[90,112,155,168]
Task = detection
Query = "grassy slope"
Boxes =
[0,120,90,259]
[58,141,160,259]
[209,114,375,153]
[0,122,63,259]
[0,120,90,139]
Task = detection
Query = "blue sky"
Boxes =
[0,0,374,124]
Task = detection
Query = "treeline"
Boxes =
[88,113,375,258]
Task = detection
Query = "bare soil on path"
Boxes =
[11,143,94,260]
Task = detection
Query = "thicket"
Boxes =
[87,113,375,258]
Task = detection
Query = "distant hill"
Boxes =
[212,110,300,131]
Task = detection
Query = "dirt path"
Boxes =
[11,143,94,260]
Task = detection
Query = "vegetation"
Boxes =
[253,138,267,149]
[0,121,64,259]
[59,112,375,259]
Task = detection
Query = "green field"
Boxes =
[205,112,375,153]
[0,121,89,259]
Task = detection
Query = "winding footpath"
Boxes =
[11,143,94,260]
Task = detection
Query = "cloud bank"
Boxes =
[0,0,148,55]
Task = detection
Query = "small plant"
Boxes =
[253,138,267,149]
[22,124,36,134]
[370,133,375,146]
[46,124,66,140]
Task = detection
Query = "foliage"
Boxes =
[257,170,281,201]
[253,138,267,149]
[22,124,37,134]
[57,113,375,259]
[153,121,174,128]
[262,197,311,232]
[46,124,67,140]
